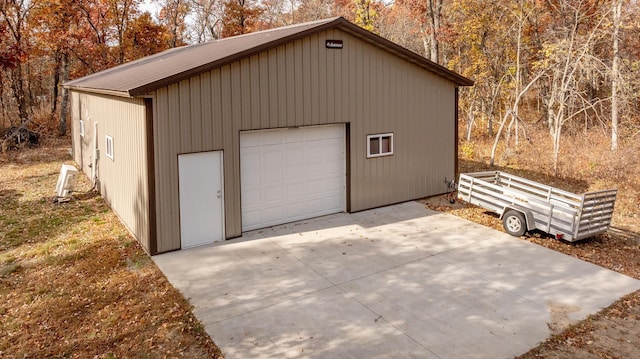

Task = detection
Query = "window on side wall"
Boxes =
[105,135,114,160]
[367,133,393,158]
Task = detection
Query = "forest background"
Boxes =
[1,0,639,177]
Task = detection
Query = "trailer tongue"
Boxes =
[457,171,617,241]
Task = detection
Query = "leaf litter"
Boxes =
[0,140,223,358]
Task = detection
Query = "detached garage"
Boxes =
[64,17,473,255]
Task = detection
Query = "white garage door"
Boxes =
[240,125,346,231]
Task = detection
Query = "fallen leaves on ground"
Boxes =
[0,141,223,358]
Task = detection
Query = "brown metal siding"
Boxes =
[152,28,456,252]
[70,92,151,252]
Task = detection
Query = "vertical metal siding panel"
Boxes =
[231,62,243,237]
[310,34,320,125]
[277,47,288,127]
[190,76,203,152]
[325,30,337,123]
[317,32,327,124]
[358,39,371,208]
[250,55,261,130]
[401,60,412,199]
[221,65,241,237]
[168,83,181,248]
[411,70,422,198]
[285,43,296,127]
[394,60,408,199]
[302,37,312,126]
[210,69,224,149]
[294,40,304,125]
[179,80,191,153]
[334,33,343,123]
[268,48,279,128]
[154,87,169,251]
[259,52,270,129]
[200,72,214,150]
[239,57,252,130]
[347,37,360,209]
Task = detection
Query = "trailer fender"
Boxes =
[500,207,535,236]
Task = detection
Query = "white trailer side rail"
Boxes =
[457,171,616,241]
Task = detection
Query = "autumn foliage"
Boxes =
[0,0,639,169]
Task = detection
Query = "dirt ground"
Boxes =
[422,193,640,359]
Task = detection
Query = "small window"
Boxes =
[367,133,393,158]
[79,120,85,137]
[105,135,114,160]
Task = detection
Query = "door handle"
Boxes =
[217,190,222,199]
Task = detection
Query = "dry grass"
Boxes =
[0,139,223,358]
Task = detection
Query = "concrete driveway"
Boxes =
[153,201,640,358]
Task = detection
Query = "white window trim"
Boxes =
[367,133,394,158]
[79,120,85,137]
[105,135,114,160]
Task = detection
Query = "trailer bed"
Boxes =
[457,171,617,241]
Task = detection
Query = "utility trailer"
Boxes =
[457,171,617,241]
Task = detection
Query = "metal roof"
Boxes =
[64,17,473,97]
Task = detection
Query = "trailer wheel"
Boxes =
[502,210,526,236]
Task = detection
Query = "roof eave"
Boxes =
[63,85,132,98]
[334,21,474,87]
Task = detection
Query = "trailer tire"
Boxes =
[503,210,526,237]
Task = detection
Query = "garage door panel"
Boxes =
[262,185,284,203]
[241,125,345,231]
[241,131,261,147]
[241,188,261,206]
[306,125,340,140]
[283,145,305,163]
[262,148,283,165]
[262,166,283,184]
[284,183,305,198]
[242,210,261,229]
[261,130,283,145]
[240,153,261,186]
[282,129,304,143]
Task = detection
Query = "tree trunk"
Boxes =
[426,0,442,63]
[10,66,29,125]
[611,0,622,151]
[51,51,61,116]
[59,52,70,137]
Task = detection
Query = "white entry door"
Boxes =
[178,151,224,249]
[240,125,346,231]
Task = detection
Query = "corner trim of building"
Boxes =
[145,98,158,255]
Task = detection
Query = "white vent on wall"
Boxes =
[55,164,79,202]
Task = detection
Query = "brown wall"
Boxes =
[152,28,457,253]
[70,92,152,252]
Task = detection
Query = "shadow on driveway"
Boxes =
[154,201,640,359]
